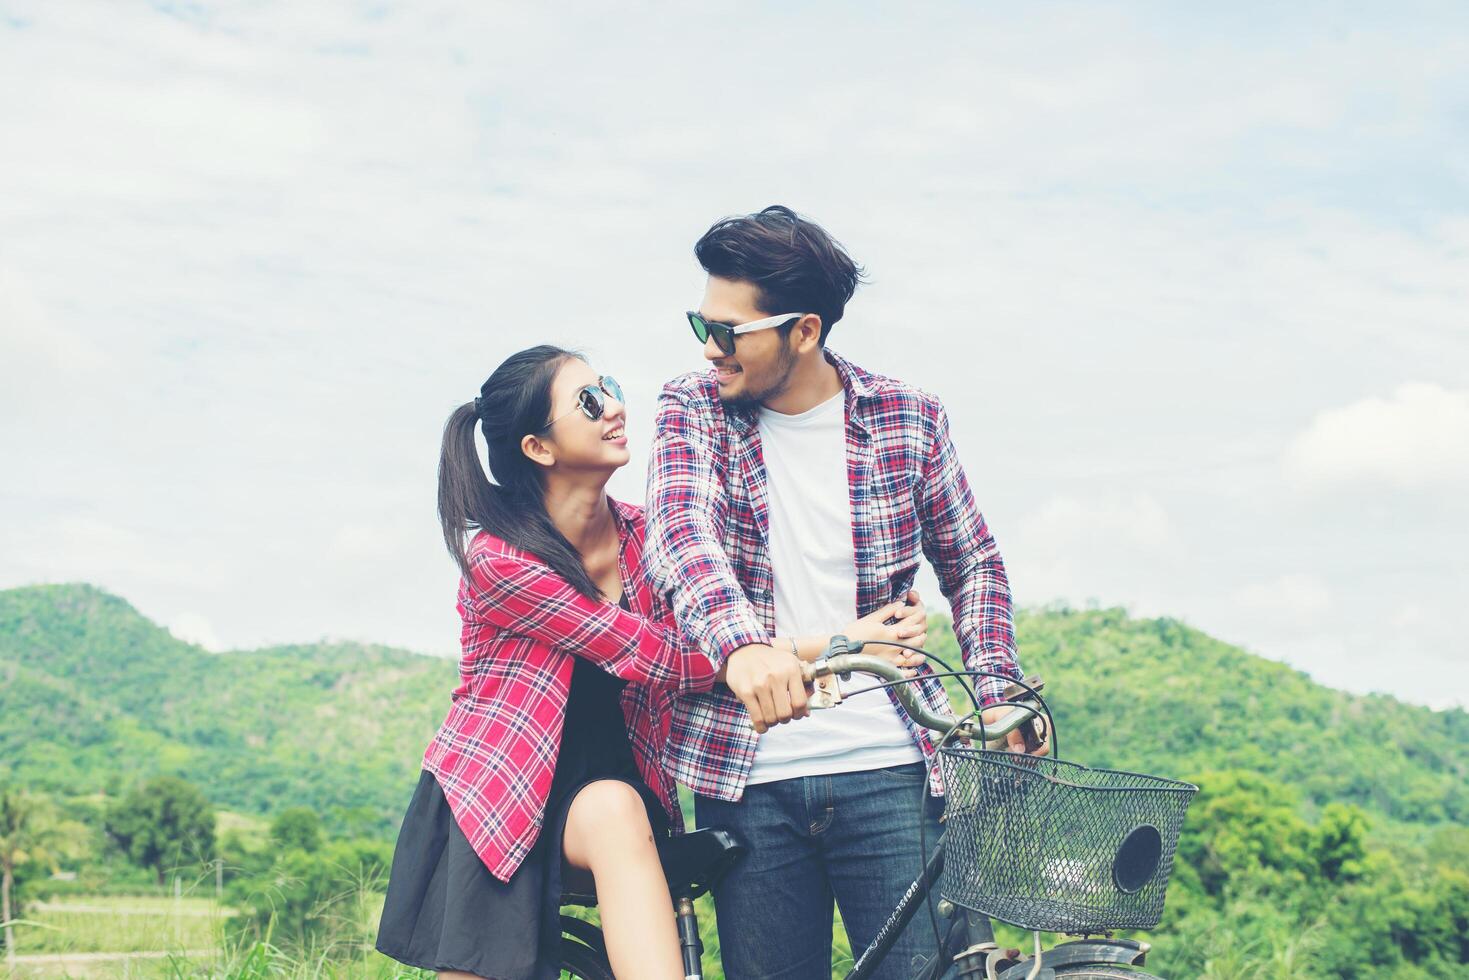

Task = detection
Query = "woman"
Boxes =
[376,345,929,980]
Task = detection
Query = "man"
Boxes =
[645,205,1038,979]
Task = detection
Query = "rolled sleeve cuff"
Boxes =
[705,612,770,669]
[975,675,1011,707]
[678,648,720,695]
[973,662,1024,707]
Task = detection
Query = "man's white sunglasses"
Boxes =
[687,311,807,354]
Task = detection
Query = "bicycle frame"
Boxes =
[844,832,976,979]
[814,650,1155,979]
[558,652,1159,978]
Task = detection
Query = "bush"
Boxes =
[271,807,324,853]
[227,838,393,950]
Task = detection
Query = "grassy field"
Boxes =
[8,947,428,979]
[16,895,221,955]
[5,893,421,978]
[5,891,865,978]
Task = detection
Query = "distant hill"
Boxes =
[0,584,453,828]
[3,584,1466,830]
[927,609,1469,825]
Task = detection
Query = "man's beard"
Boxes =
[719,343,799,410]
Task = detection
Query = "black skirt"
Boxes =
[376,658,668,979]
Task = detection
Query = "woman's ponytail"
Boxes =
[437,401,498,583]
[436,346,602,599]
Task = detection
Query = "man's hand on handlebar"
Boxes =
[843,590,928,676]
[720,644,810,734]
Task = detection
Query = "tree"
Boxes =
[270,806,322,853]
[1177,770,1315,898]
[1310,802,1370,883]
[0,788,86,969]
[105,776,215,885]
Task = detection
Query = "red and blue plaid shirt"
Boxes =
[645,349,1021,802]
[423,500,717,881]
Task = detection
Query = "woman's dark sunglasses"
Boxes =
[540,376,624,430]
[687,311,805,355]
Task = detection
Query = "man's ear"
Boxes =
[792,313,824,353]
[521,432,556,468]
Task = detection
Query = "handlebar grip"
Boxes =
[1013,716,1044,753]
[997,676,1046,752]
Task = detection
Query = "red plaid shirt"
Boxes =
[422,500,717,882]
[645,349,1021,802]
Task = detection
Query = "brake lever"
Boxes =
[808,673,844,709]
[805,647,846,710]
[806,638,863,710]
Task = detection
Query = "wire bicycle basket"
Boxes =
[938,746,1198,933]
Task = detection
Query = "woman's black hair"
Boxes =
[438,345,602,599]
[693,204,866,345]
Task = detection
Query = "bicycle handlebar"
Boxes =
[801,649,1044,748]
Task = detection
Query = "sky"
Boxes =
[2,1,1466,708]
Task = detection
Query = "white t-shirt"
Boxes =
[745,391,923,785]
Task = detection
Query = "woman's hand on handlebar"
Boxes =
[843,590,928,676]
[981,704,1052,756]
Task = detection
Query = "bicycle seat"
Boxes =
[658,827,746,900]
[561,828,746,907]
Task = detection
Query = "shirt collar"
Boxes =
[608,497,642,534]
[729,347,873,436]
[824,348,877,402]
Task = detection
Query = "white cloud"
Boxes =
[169,611,222,651]
[1287,384,1469,490]
[43,517,205,587]
[1008,494,1179,607]
[0,1,1466,707]
[331,523,403,561]
[1016,494,1177,556]
[1394,603,1430,629]
[0,263,107,417]
[1232,573,1333,628]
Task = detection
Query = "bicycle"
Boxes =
[553,638,1198,979]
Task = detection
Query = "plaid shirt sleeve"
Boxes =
[917,400,1022,704]
[644,384,770,669]
[462,548,716,694]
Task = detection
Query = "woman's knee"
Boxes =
[565,782,656,854]
[574,780,652,828]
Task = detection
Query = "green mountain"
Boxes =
[2,583,1466,832]
[0,583,454,829]
[931,609,1469,826]
[4,584,1468,976]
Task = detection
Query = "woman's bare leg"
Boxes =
[437,973,480,980]
[562,780,682,980]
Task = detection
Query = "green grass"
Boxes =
[3,893,425,978]
[3,891,867,978]
[3,947,428,979]
[15,895,223,955]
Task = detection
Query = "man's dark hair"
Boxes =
[694,205,865,345]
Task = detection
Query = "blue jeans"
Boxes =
[695,762,951,980]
